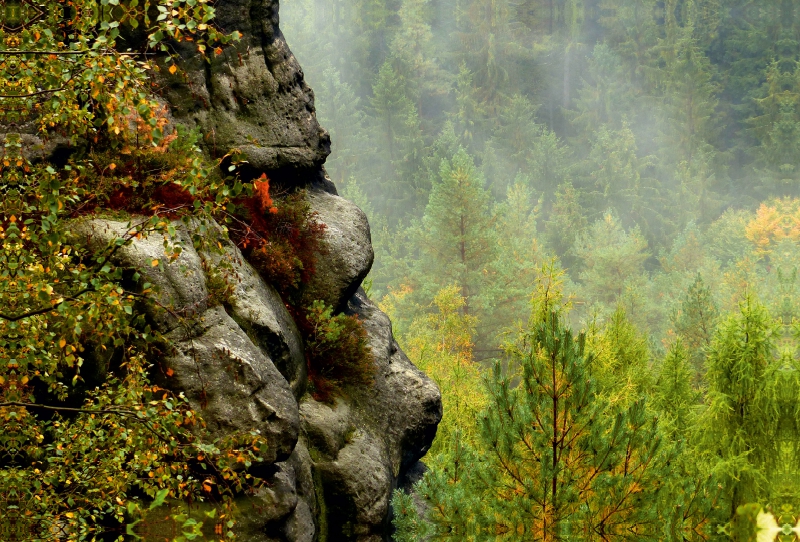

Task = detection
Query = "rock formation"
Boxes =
[73,1,442,540]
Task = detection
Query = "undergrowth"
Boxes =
[227,174,327,303]
[299,300,375,402]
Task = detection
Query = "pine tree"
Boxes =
[699,294,780,519]
[394,301,671,540]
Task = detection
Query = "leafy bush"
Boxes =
[229,175,327,301]
[301,300,375,402]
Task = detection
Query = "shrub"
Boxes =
[300,300,375,402]
[229,176,327,302]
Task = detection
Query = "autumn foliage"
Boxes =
[230,175,327,300]
[745,197,800,257]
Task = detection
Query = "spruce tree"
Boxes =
[369,60,425,219]
[413,147,496,324]
[573,212,650,309]
[671,273,719,379]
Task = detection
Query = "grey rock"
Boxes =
[346,290,443,472]
[236,462,297,532]
[304,187,374,310]
[162,306,299,464]
[299,399,355,459]
[281,499,315,542]
[315,430,393,541]
[201,229,307,398]
[69,218,209,330]
[299,289,442,539]
[162,0,330,174]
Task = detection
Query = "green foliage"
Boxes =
[244,0,800,535]
[409,147,497,341]
[654,339,697,439]
[699,294,780,516]
[589,304,653,408]
[672,273,720,378]
[394,306,672,540]
[302,300,375,402]
[573,212,650,310]
[394,285,485,462]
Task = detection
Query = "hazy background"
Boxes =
[281,0,800,357]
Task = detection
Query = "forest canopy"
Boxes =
[282,1,800,539]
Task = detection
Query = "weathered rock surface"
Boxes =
[304,187,374,311]
[161,0,330,176]
[74,211,441,540]
[75,0,443,539]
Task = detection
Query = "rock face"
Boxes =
[74,6,443,535]
[160,0,330,178]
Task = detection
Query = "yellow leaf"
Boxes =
[169,64,178,74]
[151,259,159,267]
[59,338,66,348]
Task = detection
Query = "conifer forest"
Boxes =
[281,0,800,539]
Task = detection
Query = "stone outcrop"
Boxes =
[71,1,443,539]
[160,0,330,177]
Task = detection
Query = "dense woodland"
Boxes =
[282,1,800,539]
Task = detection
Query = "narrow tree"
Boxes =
[414,147,496,322]
[699,294,779,519]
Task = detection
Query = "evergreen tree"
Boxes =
[488,182,545,338]
[413,147,496,322]
[449,63,489,148]
[671,273,719,379]
[590,304,653,408]
[573,212,650,309]
[451,0,531,110]
[699,294,780,519]
[369,60,426,219]
[654,339,697,440]
[391,0,451,110]
[568,43,635,142]
[314,67,377,187]
[586,123,660,234]
[544,181,588,268]
[394,302,672,539]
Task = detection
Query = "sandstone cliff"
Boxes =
[74,1,441,540]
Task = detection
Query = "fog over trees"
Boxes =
[283,1,800,539]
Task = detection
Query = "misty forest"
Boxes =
[282,0,800,539]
